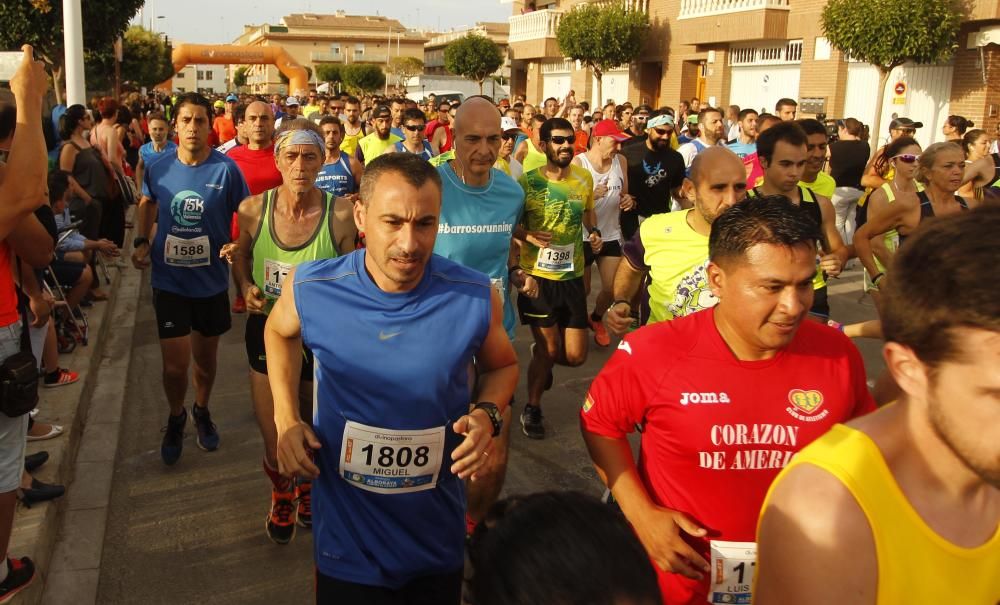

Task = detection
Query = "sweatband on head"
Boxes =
[274,128,326,158]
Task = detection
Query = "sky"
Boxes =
[133,0,513,45]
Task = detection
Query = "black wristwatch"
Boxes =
[589,226,602,237]
[133,236,150,248]
[472,402,503,437]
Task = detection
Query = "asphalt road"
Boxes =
[96,264,881,604]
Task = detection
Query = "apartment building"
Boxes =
[508,0,1000,147]
[171,64,228,95]
[232,11,430,95]
[424,22,511,78]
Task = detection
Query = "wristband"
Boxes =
[133,236,150,248]
[589,226,602,237]
[871,272,885,285]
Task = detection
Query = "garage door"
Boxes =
[592,68,630,107]
[542,59,572,103]
[843,62,953,149]
[728,65,801,115]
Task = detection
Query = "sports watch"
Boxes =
[472,402,503,437]
[133,236,150,248]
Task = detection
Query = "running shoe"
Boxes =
[295,480,312,528]
[191,404,220,452]
[0,556,34,603]
[160,408,187,466]
[231,295,246,314]
[43,368,79,388]
[266,487,297,544]
[589,316,611,347]
[520,404,545,440]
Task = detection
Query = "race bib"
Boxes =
[340,420,445,494]
[534,243,575,273]
[708,540,757,605]
[263,259,293,297]
[163,234,210,267]
[490,277,504,296]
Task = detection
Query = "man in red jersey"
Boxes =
[581,195,875,605]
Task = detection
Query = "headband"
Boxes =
[647,114,675,129]
[274,128,326,158]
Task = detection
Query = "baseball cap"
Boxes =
[498,98,510,107]
[212,100,225,109]
[634,104,653,115]
[889,117,923,130]
[286,96,300,106]
[372,105,392,119]
[592,119,629,141]
[225,94,238,103]
[500,116,522,132]
[687,114,699,125]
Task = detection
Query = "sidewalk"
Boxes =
[6,248,143,604]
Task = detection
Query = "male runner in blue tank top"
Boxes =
[316,115,363,201]
[132,93,250,465]
[433,96,525,532]
[266,153,518,603]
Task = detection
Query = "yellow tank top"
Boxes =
[763,423,1000,604]
[340,124,365,157]
[522,140,548,174]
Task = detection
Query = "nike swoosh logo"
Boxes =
[206,183,223,190]
[379,331,402,341]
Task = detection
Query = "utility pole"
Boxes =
[63,0,86,106]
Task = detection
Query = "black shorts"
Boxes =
[152,288,231,339]
[584,239,623,265]
[517,276,588,329]
[50,259,86,286]
[809,285,830,320]
[244,313,314,379]
[315,569,462,605]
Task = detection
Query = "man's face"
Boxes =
[286,104,300,118]
[319,99,329,114]
[691,154,747,225]
[804,132,828,177]
[330,101,345,115]
[648,124,672,151]
[922,328,1000,487]
[355,172,440,292]
[307,93,317,105]
[277,143,323,194]
[344,103,360,124]
[632,111,649,131]
[620,107,634,125]
[148,118,169,143]
[702,111,725,141]
[500,130,517,158]
[322,122,343,151]
[244,103,275,146]
[926,147,966,193]
[890,126,916,141]
[544,128,575,168]
[544,98,559,118]
[455,105,501,178]
[569,108,584,130]
[690,99,701,112]
[175,104,211,153]
[403,119,425,145]
[740,113,758,139]
[763,141,807,193]
[390,102,404,124]
[708,242,817,356]
[438,104,452,125]
[602,105,615,120]
[375,116,392,138]
[778,105,797,121]
[594,135,621,158]
[272,94,281,104]
[225,100,237,115]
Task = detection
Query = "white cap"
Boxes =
[500,116,521,132]
[286,96,300,106]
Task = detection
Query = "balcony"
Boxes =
[508,9,563,60]
[676,0,789,45]
[352,53,388,64]
[310,52,344,63]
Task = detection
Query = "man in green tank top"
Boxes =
[231,120,356,545]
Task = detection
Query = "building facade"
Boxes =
[508,0,1000,148]
[232,11,430,95]
[424,22,511,78]
[171,64,228,95]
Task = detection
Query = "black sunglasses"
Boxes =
[546,135,576,145]
[501,132,518,141]
[403,124,424,132]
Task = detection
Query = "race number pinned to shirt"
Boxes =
[534,243,575,273]
[708,540,757,604]
[163,234,210,267]
[340,420,445,494]
[263,259,294,297]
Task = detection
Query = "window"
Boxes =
[196,70,204,80]
[354,43,365,56]
[330,43,341,55]
[176,72,185,79]
[204,71,213,81]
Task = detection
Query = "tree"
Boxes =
[385,56,423,91]
[340,64,385,94]
[556,1,649,107]
[120,26,173,90]
[233,66,249,89]
[444,34,504,95]
[822,0,964,153]
[0,0,145,103]
[314,64,342,86]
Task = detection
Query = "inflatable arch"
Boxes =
[162,44,309,94]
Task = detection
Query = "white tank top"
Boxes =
[577,152,624,243]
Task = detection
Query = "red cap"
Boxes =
[592,119,629,141]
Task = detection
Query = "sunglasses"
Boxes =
[634,115,648,122]
[892,154,920,163]
[546,135,576,145]
[403,124,424,132]
[502,132,518,141]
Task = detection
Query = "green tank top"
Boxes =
[522,140,548,174]
[251,187,339,314]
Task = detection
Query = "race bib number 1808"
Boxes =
[708,540,757,604]
[340,421,445,494]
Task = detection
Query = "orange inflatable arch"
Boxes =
[161,44,309,94]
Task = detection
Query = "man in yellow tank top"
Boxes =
[231,121,356,546]
[755,207,1000,604]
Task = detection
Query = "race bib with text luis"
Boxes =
[708,540,757,604]
[339,420,445,494]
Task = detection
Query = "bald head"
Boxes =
[454,96,501,135]
[244,100,276,148]
[452,97,502,184]
[689,146,743,185]
[687,146,747,226]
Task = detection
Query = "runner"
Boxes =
[573,119,634,346]
[606,147,746,334]
[426,101,454,155]
[747,121,847,321]
[568,105,589,155]
[581,195,876,605]
[828,117,870,244]
[389,97,405,138]
[775,98,797,121]
[755,208,1000,605]
[212,93,239,145]
[678,107,725,173]
[796,119,836,199]
[132,92,250,465]
[393,108,435,160]
[214,103,246,155]
[232,120,356,545]
[726,108,763,189]
[355,105,402,166]
[432,96,525,530]
[494,117,523,178]
[338,97,366,158]
[315,116,363,199]
[514,114,549,175]
[266,152,518,604]
[274,96,300,130]
[515,117,601,439]
[619,111,686,240]
[959,133,1000,200]
[135,112,177,194]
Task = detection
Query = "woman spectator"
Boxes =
[941,114,973,142]
[829,117,870,243]
[957,128,989,205]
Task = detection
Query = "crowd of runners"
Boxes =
[1,42,998,604]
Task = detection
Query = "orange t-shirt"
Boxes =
[213,116,237,145]
[574,129,589,155]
